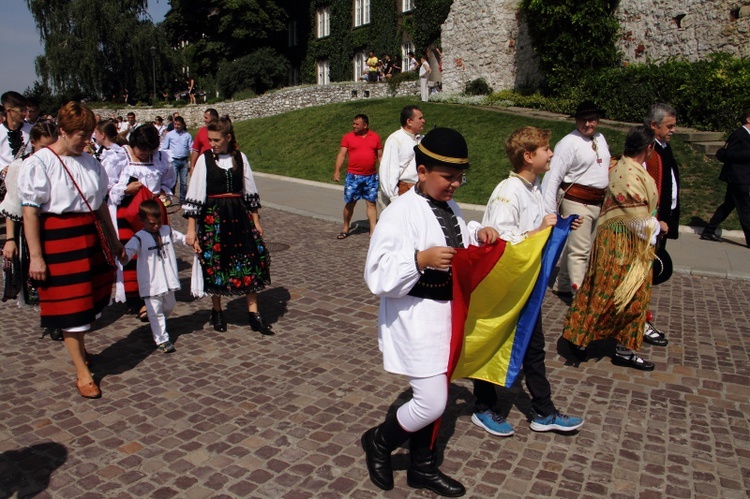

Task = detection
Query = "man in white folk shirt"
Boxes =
[541,101,611,296]
[378,105,425,207]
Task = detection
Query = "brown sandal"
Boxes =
[75,379,101,399]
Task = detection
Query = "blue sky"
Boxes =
[0,0,171,93]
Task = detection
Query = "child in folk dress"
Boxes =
[120,200,185,353]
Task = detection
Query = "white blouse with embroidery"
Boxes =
[18,148,109,214]
[109,147,175,206]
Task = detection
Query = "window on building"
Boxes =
[354,51,367,81]
[317,59,330,85]
[316,7,330,38]
[288,19,298,47]
[402,0,414,13]
[355,0,371,27]
[289,66,300,86]
[402,42,415,71]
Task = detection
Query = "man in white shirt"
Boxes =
[378,105,425,206]
[541,101,611,296]
[0,91,32,172]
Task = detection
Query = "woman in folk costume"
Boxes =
[93,120,128,225]
[562,125,663,371]
[109,124,175,318]
[1,122,58,307]
[18,102,122,398]
[183,118,272,335]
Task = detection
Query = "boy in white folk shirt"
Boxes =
[120,199,186,353]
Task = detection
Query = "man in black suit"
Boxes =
[701,108,750,247]
[643,103,679,347]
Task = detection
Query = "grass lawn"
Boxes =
[234,96,738,229]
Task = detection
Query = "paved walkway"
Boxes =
[256,172,750,280]
[0,178,748,498]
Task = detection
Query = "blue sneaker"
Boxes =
[471,410,514,437]
[529,411,583,432]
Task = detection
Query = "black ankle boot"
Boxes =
[211,309,227,332]
[406,423,465,497]
[361,411,411,490]
[248,312,274,335]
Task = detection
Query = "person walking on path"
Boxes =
[161,116,193,201]
[190,108,219,173]
[333,114,382,239]
[379,105,425,206]
[363,127,498,497]
[701,107,750,247]
[642,103,680,346]
[541,101,611,296]
[120,200,186,354]
[563,126,661,371]
[183,118,273,336]
[18,101,122,399]
[473,126,584,438]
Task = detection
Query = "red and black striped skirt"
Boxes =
[38,212,115,330]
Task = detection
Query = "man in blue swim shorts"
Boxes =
[333,114,383,238]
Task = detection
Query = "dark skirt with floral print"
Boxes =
[198,196,270,295]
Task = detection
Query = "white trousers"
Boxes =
[144,292,176,345]
[554,197,601,293]
[420,77,429,102]
[396,374,448,433]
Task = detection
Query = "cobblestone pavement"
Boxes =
[0,207,748,498]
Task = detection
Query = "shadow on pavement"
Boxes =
[0,442,67,498]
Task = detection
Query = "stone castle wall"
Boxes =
[441,0,750,94]
[93,81,419,129]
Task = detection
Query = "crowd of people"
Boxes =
[1,87,747,496]
[338,101,742,496]
[0,93,272,400]
[360,49,439,102]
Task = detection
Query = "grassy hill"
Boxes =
[233,97,736,229]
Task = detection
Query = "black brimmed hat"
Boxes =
[652,246,673,285]
[414,127,470,170]
[572,100,606,119]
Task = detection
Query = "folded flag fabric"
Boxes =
[449,216,575,388]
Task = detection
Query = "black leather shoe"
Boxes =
[643,321,668,346]
[643,332,668,346]
[407,423,465,497]
[211,309,227,332]
[407,468,466,497]
[249,312,274,336]
[700,232,721,242]
[361,428,394,491]
[612,353,655,371]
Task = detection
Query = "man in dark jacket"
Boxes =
[701,108,750,246]
[643,103,680,348]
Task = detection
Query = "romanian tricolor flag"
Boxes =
[448,217,575,388]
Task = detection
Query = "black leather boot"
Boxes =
[211,309,227,332]
[406,423,465,497]
[361,411,411,490]
[248,312,274,335]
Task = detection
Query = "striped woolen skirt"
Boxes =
[38,212,115,330]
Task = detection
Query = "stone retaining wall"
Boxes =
[441,0,750,94]
[93,81,419,128]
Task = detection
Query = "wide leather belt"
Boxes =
[561,182,607,205]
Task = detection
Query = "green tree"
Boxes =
[163,0,289,82]
[217,48,291,98]
[520,0,621,92]
[26,0,179,102]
